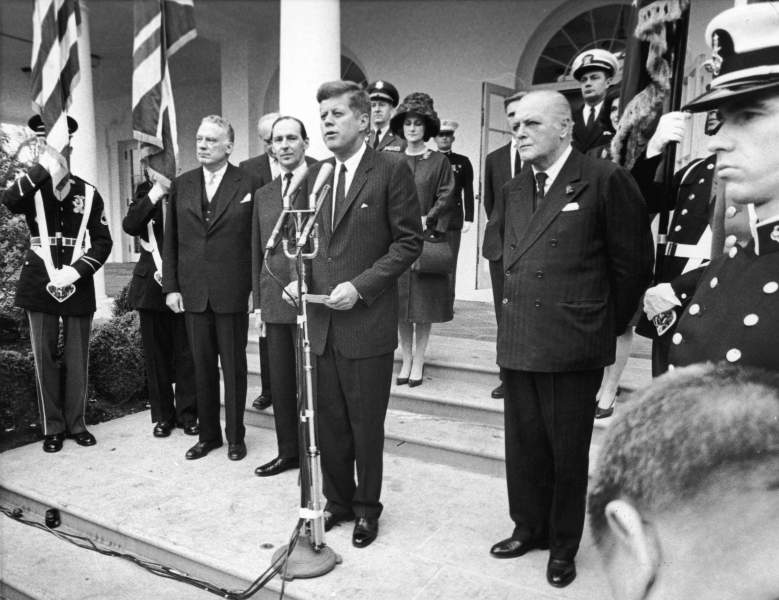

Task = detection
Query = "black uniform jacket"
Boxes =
[442,150,474,229]
[482,142,514,262]
[572,98,616,155]
[2,164,112,315]
[496,148,653,372]
[297,149,422,359]
[162,163,257,313]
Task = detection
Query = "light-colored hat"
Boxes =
[438,120,459,133]
[571,49,618,80]
[685,3,779,112]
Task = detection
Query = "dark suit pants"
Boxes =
[651,334,672,377]
[266,322,299,459]
[488,259,505,382]
[27,311,92,436]
[503,368,602,561]
[138,309,197,425]
[259,335,271,396]
[185,309,248,445]
[316,341,393,519]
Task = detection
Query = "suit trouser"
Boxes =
[259,336,271,395]
[316,338,394,519]
[185,309,248,445]
[138,309,197,425]
[27,311,92,436]
[265,322,298,459]
[651,334,672,377]
[503,368,602,561]
[488,259,504,381]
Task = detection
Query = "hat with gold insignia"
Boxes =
[368,80,400,107]
[571,49,618,81]
[685,3,779,112]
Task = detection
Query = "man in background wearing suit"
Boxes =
[285,80,422,548]
[367,80,406,153]
[163,115,257,462]
[123,172,198,438]
[489,91,652,588]
[251,116,311,478]
[570,49,618,155]
[239,111,280,412]
[481,91,525,400]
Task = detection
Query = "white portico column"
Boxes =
[69,0,106,301]
[279,0,341,158]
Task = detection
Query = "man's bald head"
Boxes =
[514,90,573,170]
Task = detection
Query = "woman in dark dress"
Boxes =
[389,93,455,387]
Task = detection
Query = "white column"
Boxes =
[220,36,250,163]
[279,0,340,158]
[69,0,107,301]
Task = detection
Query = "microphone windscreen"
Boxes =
[311,162,334,196]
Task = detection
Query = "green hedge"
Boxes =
[0,349,38,433]
[89,311,147,406]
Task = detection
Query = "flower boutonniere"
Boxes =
[565,184,575,195]
[421,149,432,160]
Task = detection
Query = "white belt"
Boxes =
[665,242,710,259]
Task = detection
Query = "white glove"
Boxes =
[148,181,170,204]
[462,222,472,233]
[49,266,80,288]
[252,310,266,337]
[643,283,681,320]
[646,112,690,158]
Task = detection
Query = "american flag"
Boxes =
[132,0,196,184]
[30,0,81,185]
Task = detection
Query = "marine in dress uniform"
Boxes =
[122,177,198,438]
[1,116,112,453]
[367,80,407,153]
[657,4,779,373]
[570,49,619,155]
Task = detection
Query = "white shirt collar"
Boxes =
[202,162,228,183]
[584,101,604,120]
[337,140,367,178]
[532,144,572,190]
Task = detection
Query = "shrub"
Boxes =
[89,311,147,405]
[111,281,134,318]
[0,349,38,433]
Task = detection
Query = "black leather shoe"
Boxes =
[153,420,175,438]
[395,377,409,385]
[179,421,200,436]
[185,440,222,460]
[489,536,548,558]
[491,383,505,399]
[67,430,96,447]
[254,456,299,477]
[408,378,423,388]
[252,394,272,410]
[547,558,576,588]
[227,441,247,461]
[594,404,615,419]
[43,433,65,453]
[352,517,379,548]
[323,510,354,532]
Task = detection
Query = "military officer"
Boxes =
[367,80,406,153]
[122,172,198,438]
[644,3,779,372]
[570,49,619,155]
[1,115,112,453]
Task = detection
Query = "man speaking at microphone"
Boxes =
[285,80,422,548]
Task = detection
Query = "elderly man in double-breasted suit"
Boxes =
[163,115,257,462]
[285,81,422,549]
[489,91,653,588]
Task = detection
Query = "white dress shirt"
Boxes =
[531,144,572,194]
[332,141,367,227]
[203,163,228,202]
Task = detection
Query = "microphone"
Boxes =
[307,163,334,209]
[297,166,334,248]
[282,166,308,210]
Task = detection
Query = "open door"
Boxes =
[117,140,143,262]
[476,82,514,289]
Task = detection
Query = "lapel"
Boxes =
[506,150,588,266]
[185,169,206,224]
[259,177,283,230]
[332,149,373,232]
[208,164,242,230]
[377,130,396,151]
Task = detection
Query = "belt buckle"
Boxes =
[153,270,163,287]
[46,283,76,303]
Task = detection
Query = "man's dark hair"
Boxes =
[316,80,371,117]
[588,363,779,545]
[271,116,308,141]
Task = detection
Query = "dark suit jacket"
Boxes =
[239,153,317,189]
[572,98,616,155]
[251,177,297,324]
[299,148,423,359]
[122,181,168,311]
[497,148,653,372]
[369,129,406,153]
[482,142,514,261]
[442,151,474,229]
[162,163,256,313]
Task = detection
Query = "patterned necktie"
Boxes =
[533,171,548,212]
[332,163,347,229]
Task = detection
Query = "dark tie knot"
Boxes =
[535,172,548,199]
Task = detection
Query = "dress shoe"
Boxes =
[408,378,423,388]
[153,420,175,438]
[227,441,247,461]
[352,517,379,548]
[179,421,200,436]
[595,404,615,419]
[395,377,409,385]
[42,433,65,453]
[67,430,96,447]
[252,393,272,411]
[489,536,548,558]
[254,456,299,477]
[185,440,222,460]
[323,510,354,532]
[491,382,505,399]
[547,558,576,588]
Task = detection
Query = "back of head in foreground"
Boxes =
[588,362,779,600]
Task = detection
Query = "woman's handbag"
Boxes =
[412,230,454,275]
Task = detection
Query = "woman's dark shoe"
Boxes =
[395,377,409,385]
[408,378,423,387]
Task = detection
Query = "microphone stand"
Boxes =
[271,182,339,580]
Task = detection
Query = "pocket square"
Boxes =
[360,203,369,208]
[240,193,252,204]
[561,202,580,212]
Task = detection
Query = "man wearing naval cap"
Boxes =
[367,80,406,153]
[644,2,779,373]
[570,48,619,154]
[1,115,113,453]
